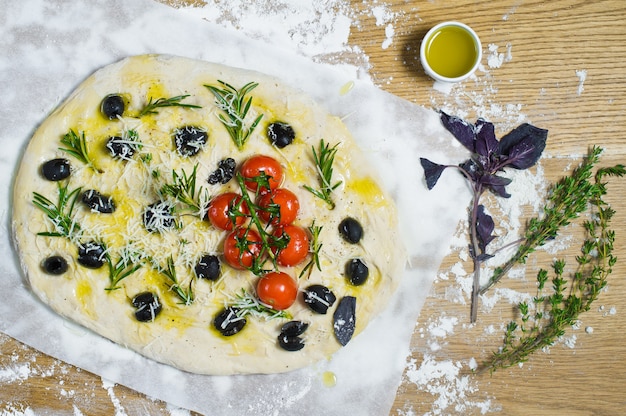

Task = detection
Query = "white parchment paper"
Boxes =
[0,1,470,414]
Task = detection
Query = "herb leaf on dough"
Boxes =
[205,80,263,150]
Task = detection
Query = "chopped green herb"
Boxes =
[32,182,82,240]
[138,95,201,117]
[59,129,101,172]
[304,139,342,209]
[205,80,263,150]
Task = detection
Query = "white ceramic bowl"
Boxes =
[420,21,482,83]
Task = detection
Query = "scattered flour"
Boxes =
[172,0,401,74]
[486,43,513,69]
[576,69,587,95]
[102,379,127,416]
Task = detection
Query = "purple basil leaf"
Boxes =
[440,111,475,152]
[459,158,481,182]
[420,158,447,190]
[482,174,512,198]
[497,123,548,169]
[474,119,498,158]
[476,253,495,262]
[476,204,496,253]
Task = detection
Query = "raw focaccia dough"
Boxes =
[12,54,406,375]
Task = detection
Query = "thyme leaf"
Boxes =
[304,139,342,209]
[205,80,263,150]
[138,95,201,117]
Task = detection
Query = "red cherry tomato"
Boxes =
[240,155,284,193]
[207,193,248,231]
[257,188,300,226]
[272,224,310,267]
[256,271,298,310]
[223,228,262,270]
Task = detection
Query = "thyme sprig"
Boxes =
[205,80,263,150]
[304,139,342,209]
[484,157,625,373]
[481,145,607,294]
[32,182,82,240]
[138,95,201,117]
[160,164,208,216]
[60,129,102,172]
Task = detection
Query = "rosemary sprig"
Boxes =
[205,80,263,150]
[138,95,201,117]
[484,160,624,373]
[160,164,208,215]
[60,129,101,172]
[32,182,82,240]
[231,289,291,320]
[299,221,323,279]
[105,245,145,291]
[151,255,194,305]
[304,139,342,209]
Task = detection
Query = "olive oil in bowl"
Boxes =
[420,22,482,83]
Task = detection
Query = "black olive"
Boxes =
[77,241,106,269]
[106,136,136,159]
[195,254,221,281]
[41,158,71,181]
[277,320,308,351]
[338,217,363,244]
[132,292,162,322]
[302,284,336,314]
[267,122,295,148]
[207,158,236,185]
[143,201,175,232]
[214,307,246,336]
[278,333,305,351]
[82,189,115,213]
[333,296,356,346]
[101,94,125,119]
[41,255,68,275]
[173,126,207,157]
[345,258,369,286]
[280,320,309,337]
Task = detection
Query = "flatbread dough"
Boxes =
[12,54,406,375]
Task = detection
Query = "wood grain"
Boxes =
[2,1,626,414]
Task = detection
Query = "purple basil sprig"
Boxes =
[421,111,548,322]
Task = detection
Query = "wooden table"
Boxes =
[2,0,625,414]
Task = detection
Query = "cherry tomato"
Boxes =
[223,228,262,270]
[257,188,300,226]
[207,193,248,231]
[272,224,310,267]
[256,271,298,310]
[240,155,284,193]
